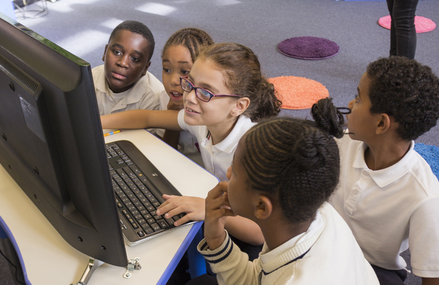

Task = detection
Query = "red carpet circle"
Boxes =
[378,15,436,33]
[277,36,339,60]
[268,76,329,110]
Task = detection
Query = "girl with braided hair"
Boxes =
[198,98,379,285]
[157,28,214,153]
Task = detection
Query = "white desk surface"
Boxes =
[0,129,219,285]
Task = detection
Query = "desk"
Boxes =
[0,129,219,284]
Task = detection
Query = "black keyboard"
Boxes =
[106,140,185,245]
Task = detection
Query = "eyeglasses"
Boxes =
[180,76,242,102]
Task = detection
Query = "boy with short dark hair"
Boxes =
[331,56,439,285]
[92,20,163,116]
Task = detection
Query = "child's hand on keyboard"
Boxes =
[156,195,205,226]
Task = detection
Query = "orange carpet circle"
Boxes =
[268,76,329,110]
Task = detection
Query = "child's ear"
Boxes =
[141,61,151,77]
[376,113,391,135]
[102,44,108,62]
[231,97,250,117]
[254,194,273,220]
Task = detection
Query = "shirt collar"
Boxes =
[352,141,415,188]
[259,209,324,274]
[94,66,108,93]
[213,116,255,154]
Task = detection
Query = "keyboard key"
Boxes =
[134,214,142,220]
[143,213,152,219]
[147,206,155,212]
[151,223,161,231]
[166,218,175,226]
[147,218,155,225]
[157,220,169,229]
[144,227,153,235]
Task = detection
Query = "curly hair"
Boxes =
[162,28,214,63]
[367,57,439,141]
[241,98,344,223]
[109,20,155,61]
[197,43,282,122]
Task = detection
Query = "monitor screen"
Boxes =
[0,13,127,267]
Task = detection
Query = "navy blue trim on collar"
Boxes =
[261,247,311,276]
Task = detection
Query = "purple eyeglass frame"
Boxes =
[180,76,242,102]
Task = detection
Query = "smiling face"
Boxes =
[182,58,237,128]
[103,30,152,93]
[162,44,193,108]
[347,72,379,143]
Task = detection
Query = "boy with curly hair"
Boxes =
[330,57,439,285]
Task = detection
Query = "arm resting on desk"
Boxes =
[101,109,182,131]
[422,278,439,285]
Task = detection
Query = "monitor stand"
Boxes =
[71,257,142,284]
[71,258,103,285]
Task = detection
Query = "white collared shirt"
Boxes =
[177,110,255,181]
[198,203,379,285]
[92,64,163,115]
[330,136,439,278]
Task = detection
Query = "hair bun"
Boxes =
[311,98,345,138]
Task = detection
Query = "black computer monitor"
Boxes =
[0,13,127,267]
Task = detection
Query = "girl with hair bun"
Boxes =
[198,98,379,285]
[101,42,281,253]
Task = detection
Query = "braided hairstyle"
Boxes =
[197,43,282,122]
[241,98,345,223]
[109,20,155,61]
[367,57,439,141]
[162,28,214,63]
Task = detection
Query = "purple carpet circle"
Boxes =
[277,36,339,60]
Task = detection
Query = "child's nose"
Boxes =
[184,88,197,104]
[117,55,129,67]
[172,74,181,86]
[348,99,354,109]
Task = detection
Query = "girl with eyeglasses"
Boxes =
[101,43,281,257]
[101,42,281,182]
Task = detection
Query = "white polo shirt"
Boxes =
[330,136,439,278]
[178,110,255,181]
[92,64,163,115]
